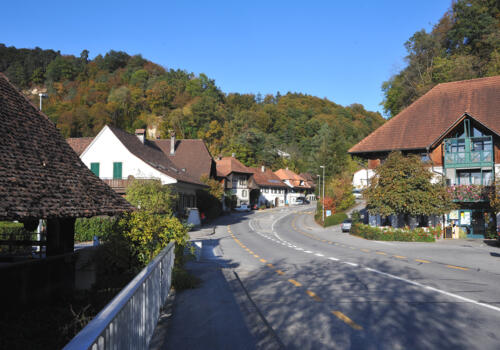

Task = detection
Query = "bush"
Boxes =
[75,217,118,242]
[351,223,436,242]
[324,213,348,227]
[0,221,26,237]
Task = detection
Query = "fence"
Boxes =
[63,242,175,350]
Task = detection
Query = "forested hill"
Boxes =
[0,44,384,175]
[382,0,500,117]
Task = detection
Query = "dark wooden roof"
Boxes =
[349,76,500,154]
[152,139,214,181]
[0,74,133,220]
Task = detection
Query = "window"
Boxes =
[90,162,100,177]
[242,190,248,198]
[238,176,247,186]
[113,162,122,179]
[457,169,492,185]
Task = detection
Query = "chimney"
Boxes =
[135,129,145,144]
[170,131,175,156]
[231,152,236,158]
[261,165,265,172]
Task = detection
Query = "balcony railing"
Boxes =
[447,184,493,202]
[444,136,494,168]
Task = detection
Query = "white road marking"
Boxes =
[315,253,324,257]
[344,262,358,267]
[304,250,313,254]
[328,257,339,261]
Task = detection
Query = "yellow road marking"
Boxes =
[415,259,430,263]
[306,290,322,301]
[331,311,363,330]
[288,279,302,287]
[260,258,267,263]
[253,254,260,258]
[361,249,370,253]
[447,264,468,271]
[394,255,407,259]
[276,270,285,275]
[266,263,274,268]
[376,251,386,255]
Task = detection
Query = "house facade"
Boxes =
[215,155,257,207]
[249,166,287,207]
[274,168,312,205]
[349,76,500,238]
[68,126,207,214]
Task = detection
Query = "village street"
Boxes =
[163,205,500,350]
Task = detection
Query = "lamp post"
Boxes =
[317,174,321,202]
[38,93,47,111]
[320,165,325,222]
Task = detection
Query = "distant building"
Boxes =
[249,166,287,207]
[215,155,257,207]
[274,168,312,205]
[352,168,375,189]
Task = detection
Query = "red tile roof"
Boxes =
[0,73,133,220]
[215,157,253,177]
[274,169,311,189]
[67,137,93,155]
[152,139,213,181]
[248,167,287,188]
[349,76,500,154]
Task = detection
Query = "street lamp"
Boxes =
[320,165,325,222]
[38,93,48,111]
[316,174,320,202]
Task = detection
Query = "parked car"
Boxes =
[295,199,304,205]
[352,189,363,199]
[341,219,352,232]
[235,204,251,212]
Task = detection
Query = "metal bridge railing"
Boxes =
[63,242,175,350]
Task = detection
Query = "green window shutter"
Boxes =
[113,162,122,179]
[90,162,100,177]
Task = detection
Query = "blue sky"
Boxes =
[2,0,451,115]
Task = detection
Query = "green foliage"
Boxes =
[74,216,118,242]
[125,179,176,214]
[351,223,437,242]
[382,0,500,117]
[351,210,362,223]
[324,213,348,227]
[0,45,385,175]
[0,221,25,236]
[364,152,455,218]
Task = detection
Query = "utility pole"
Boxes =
[317,174,321,202]
[320,165,325,222]
[38,93,47,111]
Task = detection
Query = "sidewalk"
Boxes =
[149,221,281,350]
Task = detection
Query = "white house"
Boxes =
[249,166,287,207]
[215,155,256,207]
[274,168,312,205]
[68,125,207,213]
[352,168,375,189]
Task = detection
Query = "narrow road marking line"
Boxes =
[350,247,356,249]
[288,279,302,287]
[253,254,260,258]
[394,255,407,259]
[304,250,312,254]
[415,259,430,263]
[361,249,370,253]
[260,258,267,263]
[276,270,285,275]
[331,311,363,330]
[344,262,358,267]
[376,251,387,255]
[266,263,274,268]
[322,240,327,242]
[315,253,324,257]
[447,265,469,271]
[306,290,322,302]
[328,257,339,261]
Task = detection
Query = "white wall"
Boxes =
[259,187,285,207]
[81,126,176,185]
[353,169,375,189]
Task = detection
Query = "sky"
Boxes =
[2,0,451,115]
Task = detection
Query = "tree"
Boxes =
[364,152,454,220]
[125,179,176,214]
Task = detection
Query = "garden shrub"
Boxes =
[0,221,26,237]
[74,216,118,242]
[351,223,436,242]
[324,213,348,227]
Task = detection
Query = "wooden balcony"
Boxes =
[102,178,153,194]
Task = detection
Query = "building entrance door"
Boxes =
[458,209,485,238]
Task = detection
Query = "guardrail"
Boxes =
[63,242,175,350]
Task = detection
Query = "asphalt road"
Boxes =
[212,204,500,350]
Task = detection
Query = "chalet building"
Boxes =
[0,73,132,256]
[249,166,287,207]
[274,168,313,205]
[349,76,500,238]
[215,155,257,207]
[68,126,208,214]
[299,172,317,201]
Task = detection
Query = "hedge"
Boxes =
[0,221,26,237]
[75,217,118,242]
[351,223,437,242]
[324,213,348,227]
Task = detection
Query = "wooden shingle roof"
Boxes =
[349,76,500,154]
[0,74,133,220]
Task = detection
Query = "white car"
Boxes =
[352,189,363,199]
[341,219,352,232]
[235,204,251,212]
